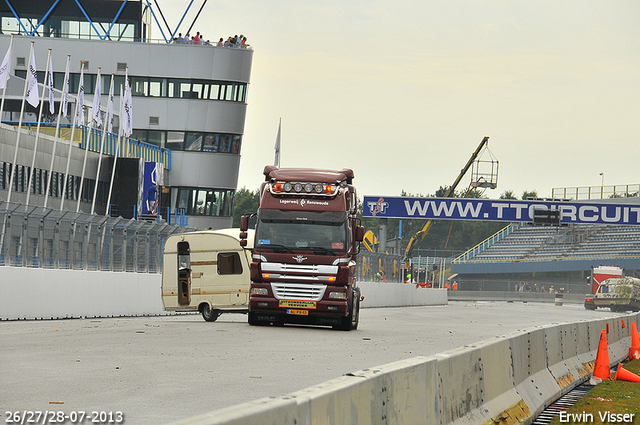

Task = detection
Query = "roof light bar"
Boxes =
[269,181,337,196]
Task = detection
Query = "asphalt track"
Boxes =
[1,302,624,424]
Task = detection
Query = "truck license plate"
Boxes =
[279,300,316,309]
[287,309,308,316]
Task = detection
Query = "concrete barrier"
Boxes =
[0,267,448,320]
[168,311,640,425]
[0,267,163,320]
[358,282,447,307]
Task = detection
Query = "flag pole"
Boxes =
[76,67,101,213]
[0,35,14,125]
[60,61,85,211]
[123,68,131,158]
[7,41,36,203]
[44,54,71,209]
[106,83,125,216]
[91,73,114,214]
[274,117,281,167]
[26,48,52,206]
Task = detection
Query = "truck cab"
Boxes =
[240,166,364,330]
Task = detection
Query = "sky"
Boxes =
[158,1,640,200]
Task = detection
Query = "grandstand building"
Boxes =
[0,0,252,229]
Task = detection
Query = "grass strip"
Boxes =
[548,359,640,424]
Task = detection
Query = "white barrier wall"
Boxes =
[168,312,640,425]
[359,282,447,307]
[0,267,163,320]
[0,267,447,320]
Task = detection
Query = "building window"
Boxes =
[184,133,203,151]
[130,130,241,154]
[146,131,165,148]
[20,70,247,103]
[149,77,167,97]
[166,131,185,151]
[170,187,234,217]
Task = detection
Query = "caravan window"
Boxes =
[217,252,243,275]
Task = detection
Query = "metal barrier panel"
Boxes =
[357,252,403,282]
[0,200,193,273]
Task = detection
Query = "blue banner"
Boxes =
[142,162,164,215]
[363,196,640,226]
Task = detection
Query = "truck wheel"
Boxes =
[201,304,220,322]
[248,312,259,326]
[337,289,360,331]
[350,289,361,331]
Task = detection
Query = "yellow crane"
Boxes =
[403,136,497,268]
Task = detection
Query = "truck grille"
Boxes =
[262,262,338,274]
[271,282,327,301]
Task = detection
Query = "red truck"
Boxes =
[239,166,364,330]
[584,265,623,310]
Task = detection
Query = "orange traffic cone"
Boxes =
[630,321,640,361]
[592,329,611,381]
[614,363,640,383]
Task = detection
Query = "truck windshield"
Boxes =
[255,210,348,252]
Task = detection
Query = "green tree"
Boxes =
[500,190,517,199]
[232,187,260,227]
[521,190,538,200]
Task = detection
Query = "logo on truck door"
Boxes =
[293,255,308,263]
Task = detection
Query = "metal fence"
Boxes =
[0,200,194,272]
[356,251,404,283]
[455,278,590,294]
[0,201,409,280]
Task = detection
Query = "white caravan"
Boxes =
[162,229,254,321]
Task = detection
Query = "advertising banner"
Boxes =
[142,162,164,215]
[363,196,640,226]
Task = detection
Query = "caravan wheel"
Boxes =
[201,304,220,322]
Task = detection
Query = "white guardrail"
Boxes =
[168,313,639,425]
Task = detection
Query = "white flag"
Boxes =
[77,72,84,125]
[62,68,69,117]
[123,79,133,136]
[107,76,114,133]
[274,118,281,168]
[0,42,10,90]
[91,69,101,123]
[26,48,39,108]
[47,55,55,114]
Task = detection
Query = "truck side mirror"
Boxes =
[355,226,365,242]
[240,215,249,231]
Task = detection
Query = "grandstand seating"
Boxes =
[458,223,640,263]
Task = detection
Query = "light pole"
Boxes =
[599,172,604,198]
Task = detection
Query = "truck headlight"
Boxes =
[251,287,268,296]
[329,291,347,299]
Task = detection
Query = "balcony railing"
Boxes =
[3,121,171,169]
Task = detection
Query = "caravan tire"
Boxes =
[201,304,220,322]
